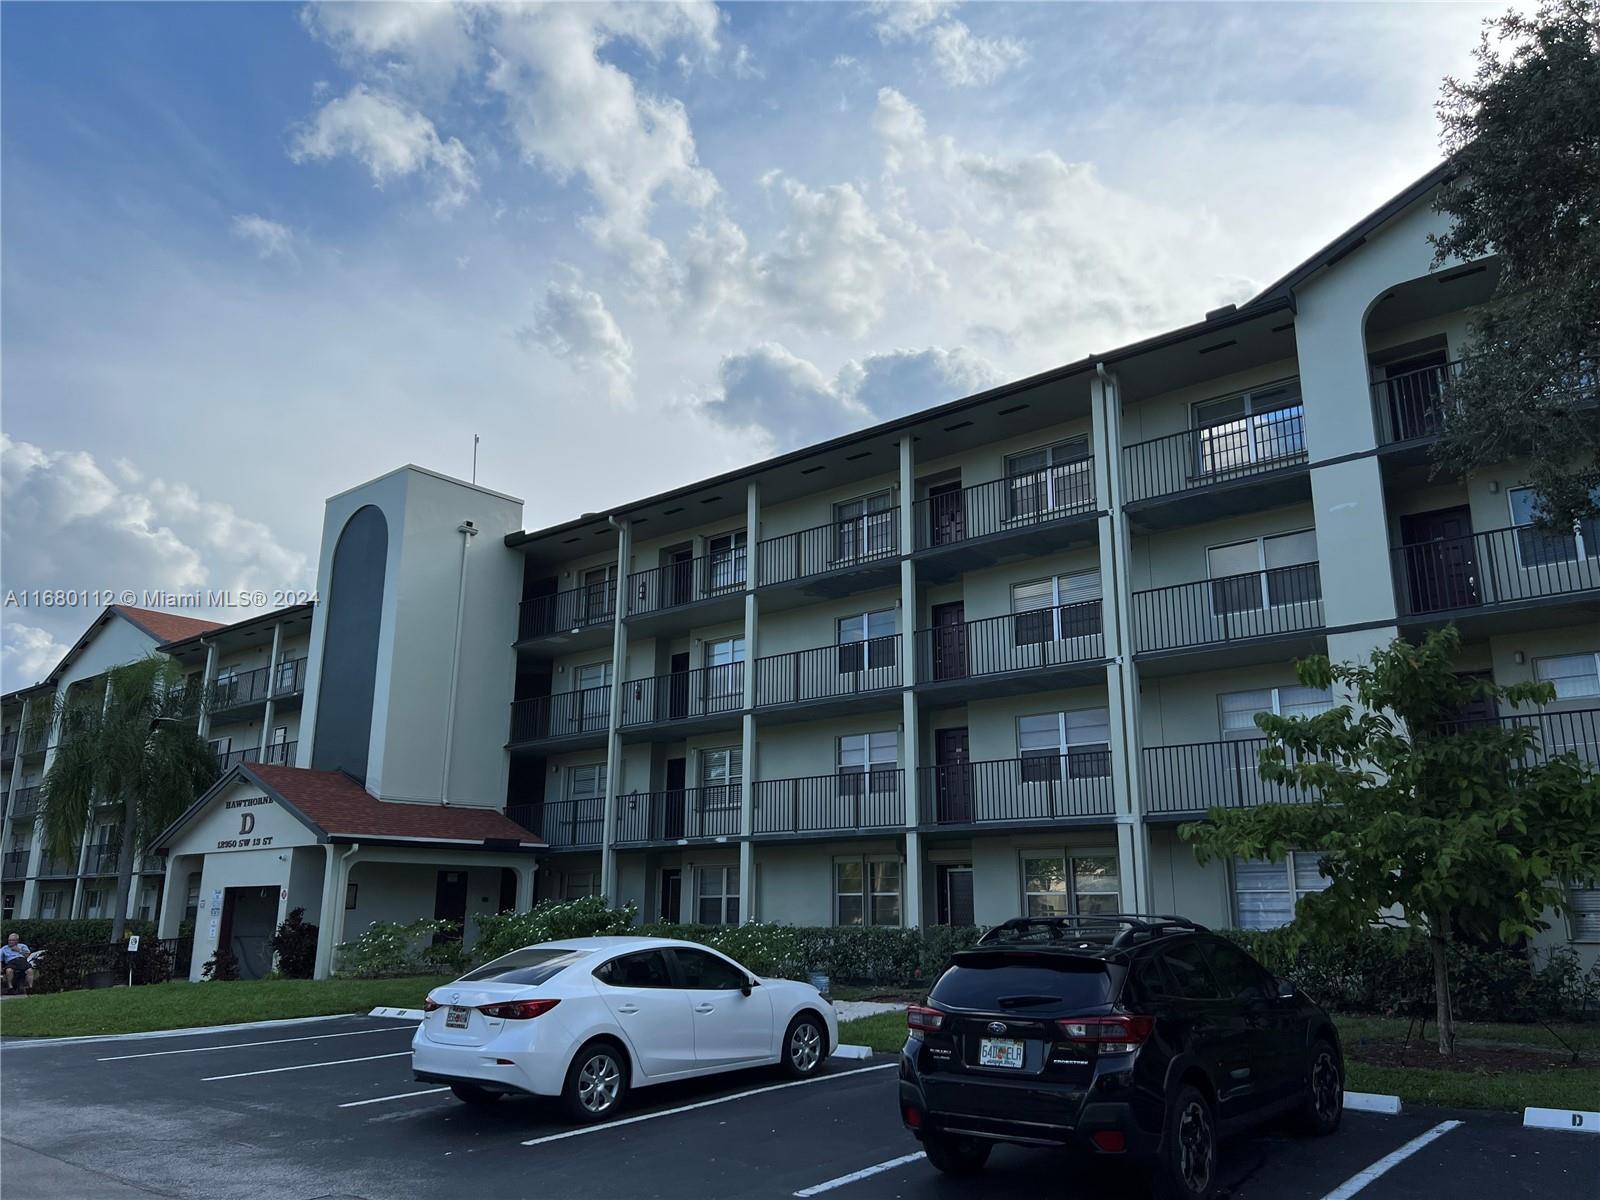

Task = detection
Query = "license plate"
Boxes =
[445,1006,471,1030]
[979,1038,1024,1069]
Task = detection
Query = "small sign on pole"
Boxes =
[126,935,140,953]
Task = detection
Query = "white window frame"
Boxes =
[703,636,746,709]
[571,661,613,731]
[1019,851,1120,917]
[837,609,897,674]
[1005,437,1093,518]
[838,730,899,797]
[695,864,740,925]
[562,870,600,900]
[833,491,896,563]
[705,530,748,592]
[1508,485,1600,567]
[1566,885,1600,943]
[1010,571,1102,643]
[1015,709,1112,781]
[698,746,743,821]
[581,563,618,623]
[1231,851,1331,930]
[1217,685,1334,740]
[1191,379,1304,474]
[1534,652,1600,702]
[1207,529,1320,613]
[833,855,904,927]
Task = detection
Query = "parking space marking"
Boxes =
[792,1151,925,1197]
[1318,1119,1464,1200]
[338,1087,451,1108]
[201,1050,412,1082]
[99,1026,405,1061]
[519,1063,897,1147]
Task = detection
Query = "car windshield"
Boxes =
[930,951,1115,1013]
[457,948,591,986]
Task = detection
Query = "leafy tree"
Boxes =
[35,655,218,943]
[1429,0,1600,527]
[1181,627,1600,1055]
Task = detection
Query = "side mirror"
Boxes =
[1276,977,1297,999]
[741,977,758,996]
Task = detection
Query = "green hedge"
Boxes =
[1,919,179,993]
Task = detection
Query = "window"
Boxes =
[1535,653,1600,700]
[695,865,739,925]
[595,949,672,988]
[572,661,613,730]
[706,531,748,592]
[574,661,613,691]
[674,947,749,990]
[1568,887,1600,942]
[564,765,607,848]
[1208,530,1320,614]
[834,857,903,926]
[1005,437,1092,518]
[581,564,617,623]
[1232,851,1331,929]
[838,731,898,796]
[1011,572,1102,645]
[39,890,62,919]
[837,609,897,673]
[834,492,896,562]
[1509,485,1600,566]
[84,889,106,918]
[704,637,746,709]
[1016,709,1111,781]
[699,747,742,815]
[276,658,301,693]
[184,872,201,924]
[562,870,600,900]
[1021,853,1119,916]
[1193,381,1304,474]
[1202,939,1271,1001]
[1218,686,1334,739]
[1162,940,1223,999]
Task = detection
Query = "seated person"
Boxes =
[2,932,35,994]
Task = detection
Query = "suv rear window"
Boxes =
[458,948,590,986]
[930,951,1115,1013]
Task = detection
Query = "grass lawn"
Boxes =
[0,976,451,1039]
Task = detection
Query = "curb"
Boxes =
[0,1011,360,1049]
[368,1007,424,1021]
[830,1044,873,1060]
[1344,1091,1403,1115]
[1523,1106,1599,1134]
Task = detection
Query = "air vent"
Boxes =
[845,451,872,461]
[996,404,1029,416]
[800,465,826,475]
[1437,264,1487,284]
[562,537,582,545]
[663,507,685,516]
[943,420,974,432]
[1197,340,1237,355]
[699,495,722,504]
[1271,323,1294,334]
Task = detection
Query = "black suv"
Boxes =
[898,915,1343,1199]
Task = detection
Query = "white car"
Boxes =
[412,936,838,1121]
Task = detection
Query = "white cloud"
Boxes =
[290,84,477,212]
[870,1,960,42]
[516,278,635,401]
[230,214,295,260]
[0,622,67,688]
[870,1,1026,88]
[731,44,762,80]
[300,2,479,93]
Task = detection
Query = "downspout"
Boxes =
[440,521,479,805]
[600,515,630,903]
[326,840,361,977]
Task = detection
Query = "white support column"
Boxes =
[197,641,218,742]
[259,621,285,758]
[897,436,923,928]
[739,480,759,923]
[313,844,340,978]
[600,520,632,903]
[514,862,538,911]
[23,697,66,917]
[9,697,38,916]
[155,854,188,939]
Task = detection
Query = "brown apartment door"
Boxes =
[663,757,687,840]
[667,652,691,721]
[930,602,968,681]
[934,728,972,823]
[1383,350,1449,442]
[665,547,694,608]
[927,482,965,547]
[1399,507,1479,613]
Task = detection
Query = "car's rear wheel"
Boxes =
[1295,1039,1343,1135]
[1155,1084,1219,1200]
[780,1013,827,1079]
[921,1131,992,1175]
[449,1082,501,1106]
[560,1041,628,1123]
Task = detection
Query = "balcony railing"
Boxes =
[628,548,748,617]
[1371,360,1463,446]
[1455,707,1600,769]
[1142,738,1321,816]
[1,851,28,879]
[9,786,40,819]
[37,855,76,878]
[519,581,618,639]
[753,770,904,835]
[520,798,604,849]
[619,664,744,728]
[914,463,1095,551]
[509,688,612,744]
[215,741,298,772]
[753,639,901,708]
[615,786,742,845]
[916,602,1104,683]
[756,511,900,588]
[1122,404,1307,504]
[1393,526,1600,617]
[1,730,16,758]
[1131,564,1323,653]
[919,753,1115,826]
[212,657,309,709]
[87,845,121,876]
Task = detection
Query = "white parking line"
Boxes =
[520,1063,896,1147]
[793,1152,925,1197]
[1318,1119,1464,1200]
[99,1026,405,1061]
[338,1087,451,1108]
[201,1051,412,1082]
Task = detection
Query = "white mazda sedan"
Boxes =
[412,936,837,1121]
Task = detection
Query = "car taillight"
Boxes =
[907,1005,945,1033]
[478,998,561,1020]
[1055,1014,1154,1054]
[423,997,441,1013]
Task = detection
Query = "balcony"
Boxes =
[2,850,27,879]
[507,689,612,751]
[753,770,905,838]
[614,786,741,846]
[1142,738,1320,819]
[918,753,1115,829]
[915,602,1106,700]
[1130,565,1324,669]
[1122,404,1309,529]
[9,786,40,819]
[626,547,748,633]
[618,665,744,738]
[1,730,16,759]
[37,855,76,878]
[1392,525,1600,634]
[753,638,902,722]
[1372,360,1463,451]
[517,581,617,650]
[912,463,1098,579]
[755,512,901,605]
[211,657,309,711]
[512,798,603,850]
[1490,706,1600,769]
[215,741,298,772]
[87,845,121,876]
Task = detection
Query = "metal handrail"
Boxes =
[916,602,1104,683]
[917,753,1115,825]
[618,664,745,728]
[1131,564,1323,653]
[1122,402,1306,503]
[1370,359,1464,445]
[755,510,900,588]
[752,770,905,834]
[1392,524,1600,616]
[628,547,748,616]
[913,463,1095,551]
[508,689,613,743]
[615,786,743,844]
[519,581,618,639]
[753,638,902,707]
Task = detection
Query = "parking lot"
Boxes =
[2,1014,1595,1200]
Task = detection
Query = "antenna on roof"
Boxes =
[472,433,480,484]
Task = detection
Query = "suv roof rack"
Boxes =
[975,914,1207,951]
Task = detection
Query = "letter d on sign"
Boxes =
[239,812,256,836]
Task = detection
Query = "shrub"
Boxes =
[473,897,640,963]
[270,908,319,979]
[627,922,983,987]
[335,917,460,978]
[201,946,240,982]
[0,919,166,992]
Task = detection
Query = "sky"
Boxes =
[0,1,1515,689]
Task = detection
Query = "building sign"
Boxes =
[216,795,278,851]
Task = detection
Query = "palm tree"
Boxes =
[35,655,218,942]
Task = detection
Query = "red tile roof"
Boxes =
[247,763,543,846]
[113,605,226,645]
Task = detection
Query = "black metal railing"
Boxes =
[754,638,901,707]
[1131,564,1323,653]
[1392,525,1600,616]
[519,581,618,639]
[615,786,742,844]
[1122,403,1306,504]
[914,463,1095,551]
[215,741,298,772]
[753,770,904,835]
[1477,707,1600,769]
[916,602,1104,683]
[86,845,121,876]
[628,547,748,616]
[619,664,744,727]
[919,753,1115,825]
[509,688,613,743]
[1,730,16,758]
[1371,360,1463,446]
[2,850,28,878]
[9,785,40,818]
[212,657,308,709]
[517,798,604,849]
[756,511,900,588]
[37,855,76,878]
[1142,738,1321,815]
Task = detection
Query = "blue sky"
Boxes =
[0,1,1510,687]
